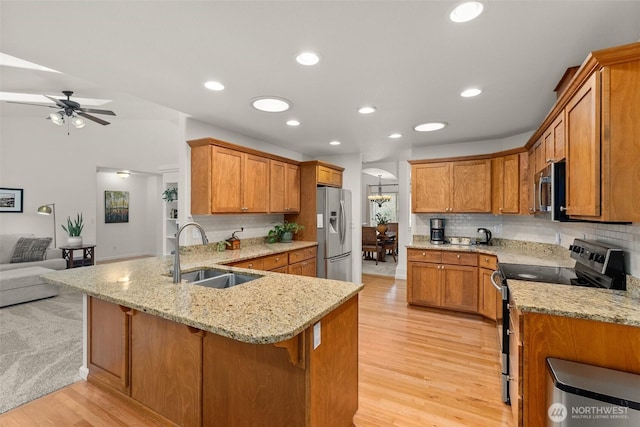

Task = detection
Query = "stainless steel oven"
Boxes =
[495,239,626,405]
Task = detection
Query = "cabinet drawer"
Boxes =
[288,247,317,264]
[478,254,498,270]
[231,258,265,271]
[407,249,441,263]
[263,253,288,271]
[441,251,478,266]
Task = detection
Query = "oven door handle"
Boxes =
[490,270,504,291]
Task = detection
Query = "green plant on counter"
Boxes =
[215,240,231,251]
[61,213,84,236]
[162,187,178,202]
[265,221,304,243]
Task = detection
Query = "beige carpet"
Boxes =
[0,287,83,413]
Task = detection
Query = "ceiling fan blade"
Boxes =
[79,107,116,116]
[77,112,111,125]
[43,95,68,109]
[6,101,59,109]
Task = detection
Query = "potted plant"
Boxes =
[215,240,231,252]
[375,213,389,235]
[61,213,84,247]
[266,221,304,243]
[162,187,178,202]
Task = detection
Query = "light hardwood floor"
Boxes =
[0,275,513,427]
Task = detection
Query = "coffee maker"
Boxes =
[430,218,446,244]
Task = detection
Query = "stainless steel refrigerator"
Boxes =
[316,187,352,281]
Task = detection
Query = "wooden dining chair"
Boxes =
[386,222,398,258]
[362,226,382,265]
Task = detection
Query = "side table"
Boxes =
[59,244,96,269]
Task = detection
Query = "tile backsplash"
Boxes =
[414,214,640,277]
[188,214,284,245]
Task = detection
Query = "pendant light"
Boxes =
[368,175,392,207]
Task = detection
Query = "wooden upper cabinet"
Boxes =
[566,72,600,217]
[243,153,270,213]
[451,160,492,213]
[316,164,343,187]
[270,161,300,213]
[492,154,520,215]
[412,162,450,213]
[533,137,545,174]
[211,145,243,213]
[412,159,491,213]
[543,113,566,164]
[188,138,300,214]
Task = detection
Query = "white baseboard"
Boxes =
[79,366,89,380]
[395,265,407,280]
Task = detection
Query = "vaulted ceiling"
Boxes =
[2,1,639,162]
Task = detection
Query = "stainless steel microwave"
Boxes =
[532,161,572,221]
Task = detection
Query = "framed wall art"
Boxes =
[105,190,129,223]
[0,188,24,213]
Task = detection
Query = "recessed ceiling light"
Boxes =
[389,133,402,139]
[329,140,341,146]
[286,119,300,126]
[461,88,482,97]
[204,81,225,91]
[450,2,484,23]
[414,122,447,132]
[296,52,320,66]
[358,106,376,114]
[251,97,291,112]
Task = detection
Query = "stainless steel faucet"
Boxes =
[173,222,209,283]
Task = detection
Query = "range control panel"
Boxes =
[569,239,624,275]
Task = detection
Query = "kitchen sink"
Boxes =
[181,269,262,289]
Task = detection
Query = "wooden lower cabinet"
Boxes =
[130,311,203,427]
[87,295,358,427]
[87,297,131,394]
[479,267,500,321]
[229,246,317,277]
[202,295,358,427]
[508,302,523,427]
[407,249,478,313]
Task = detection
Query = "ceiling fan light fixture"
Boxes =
[72,116,85,128]
[49,112,64,126]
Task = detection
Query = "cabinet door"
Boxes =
[534,137,545,173]
[491,157,504,215]
[566,72,600,217]
[527,147,536,214]
[285,163,301,212]
[131,311,203,427]
[451,160,491,213]
[211,146,243,212]
[243,153,270,213]
[317,165,342,187]
[411,162,450,213]
[288,259,316,277]
[502,154,520,214]
[269,160,286,213]
[407,262,441,306]
[87,297,130,394]
[479,267,498,321]
[441,264,478,312]
[552,113,565,161]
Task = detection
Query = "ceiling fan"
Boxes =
[8,90,116,127]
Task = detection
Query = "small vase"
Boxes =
[377,224,388,235]
[67,236,83,247]
[280,231,293,243]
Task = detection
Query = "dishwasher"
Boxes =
[546,358,640,426]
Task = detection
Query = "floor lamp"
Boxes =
[37,203,56,248]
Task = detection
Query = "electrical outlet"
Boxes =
[192,229,201,239]
[555,232,561,244]
[494,224,502,234]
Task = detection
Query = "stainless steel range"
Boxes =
[491,239,626,404]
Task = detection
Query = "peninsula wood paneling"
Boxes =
[524,312,640,427]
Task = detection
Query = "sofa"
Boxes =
[0,234,67,307]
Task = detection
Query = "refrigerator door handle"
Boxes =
[339,199,346,245]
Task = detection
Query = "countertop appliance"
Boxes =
[316,187,352,282]
[533,161,574,222]
[430,218,445,244]
[476,227,492,245]
[490,238,626,404]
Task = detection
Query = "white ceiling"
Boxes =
[1,1,639,162]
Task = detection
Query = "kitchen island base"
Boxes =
[87,295,359,427]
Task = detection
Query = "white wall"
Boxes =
[410,130,532,160]
[0,115,181,258]
[96,171,161,260]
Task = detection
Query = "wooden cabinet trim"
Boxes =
[273,334,305,368]
[188,137,300,165]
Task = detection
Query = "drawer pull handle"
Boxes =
[422,252,426,256]
[457,254,461,259]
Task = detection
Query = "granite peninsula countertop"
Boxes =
[41,241,363,344]
[407,237,640,327]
